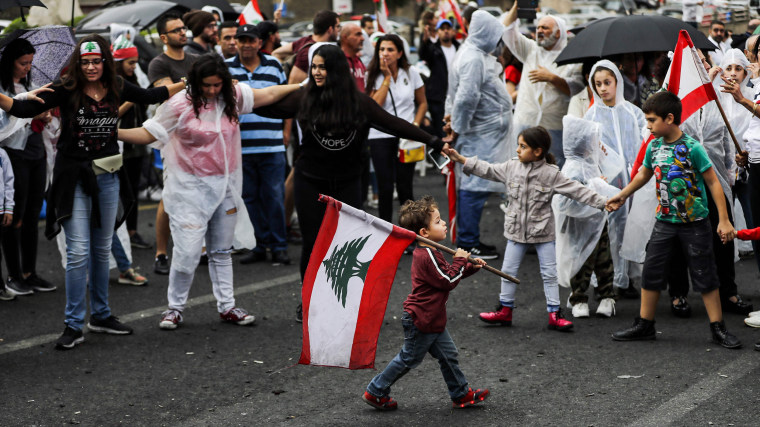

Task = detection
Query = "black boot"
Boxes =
[612,317,656,341]
[710,321,742,349]
[721,295,753,316]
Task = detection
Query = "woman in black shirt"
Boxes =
[255,44,443,322]
[0,34,185,349]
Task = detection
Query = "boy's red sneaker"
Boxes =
[452,387,490,408]
[362,391,398,411]
[478,305,512,325]
[548,308,574,331]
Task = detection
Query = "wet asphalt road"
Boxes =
[1,170,759,426]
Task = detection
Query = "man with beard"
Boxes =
[226,25,291,266]
[420,18,459,138]
[273,10,340,84]
[501,1,583,168]
[183,10,218,55]
[708,20,729,66]
[148,13,199,274]
[257,21,281,55]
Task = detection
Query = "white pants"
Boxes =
[167,192,238,313]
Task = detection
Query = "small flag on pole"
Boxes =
[374,0,391,33]
[238,0,264,26]
[439,0,467,36]
[443,162,457,244]
[630,30,717,179]
[299,195,416,369]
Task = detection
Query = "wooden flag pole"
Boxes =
[713,96,743,154]
[415,235,520,284]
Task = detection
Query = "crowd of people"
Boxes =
[0,2,759,368]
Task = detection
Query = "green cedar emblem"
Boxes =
[84,42,98,53]
[322,235,372,308]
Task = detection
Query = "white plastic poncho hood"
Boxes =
[553,116,619,288]
[445,10,512,192]
[501,13,583,131]
[143,85,256,273]
[719,49,754,149]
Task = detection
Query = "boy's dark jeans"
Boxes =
[643,219,720,294]
[366,311,469,400]
[667,192,736,298]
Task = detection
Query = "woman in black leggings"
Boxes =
[255,44,443,321]
[0,38,55,295]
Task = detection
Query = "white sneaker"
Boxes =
[744,316,760,328]
[747,310,760,318]
[572,302,590,318]
[596,298,616,318]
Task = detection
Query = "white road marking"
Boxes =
[0,273,301,356]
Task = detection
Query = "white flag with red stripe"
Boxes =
[238,0,264,26]
[299,195,416,369]
[630,29,717,180]
[438,0,467,36]
[374,0,390,33]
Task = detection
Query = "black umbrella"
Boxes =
[556,14,716,66]
[0,26,77,86]
[161,0,238,21]
[0,0,46,22]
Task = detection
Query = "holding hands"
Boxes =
[605,193,626,212]
[443,145,466,164]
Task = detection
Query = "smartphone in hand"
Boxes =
[428,148,450,169]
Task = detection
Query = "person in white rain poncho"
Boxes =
[444,10,512,258]
[501,1,584,168]
[583,59,646,293]
[554,116,621,318]
[119,54,301,330]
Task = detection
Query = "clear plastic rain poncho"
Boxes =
[583,60,647,288]
[553,116,620,288]
[143,85,256,273]
[719,49,754,151]
[445,10,512,192]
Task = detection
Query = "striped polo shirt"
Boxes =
[226,52,287,154]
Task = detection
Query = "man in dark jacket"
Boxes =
[419,19,459,138]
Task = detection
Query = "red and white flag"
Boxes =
[374,0,391,33]
[443,162,457,244]
[299,195,416,369]
[238,0,264,26]
[630,30,717,179]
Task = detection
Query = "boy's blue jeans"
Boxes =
[62,173,120,331]
[366,311,469,400]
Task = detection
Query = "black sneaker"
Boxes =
[464,244,499,260]
[479,242,497,251]
[710,320,742,349]
[130,232,152,249]
[87,316,133,335]
[271,250,291,266]
[199,253,209,265]
[240,250,267,265]
[55,326,84,350]
[296,303,303,323]
[6,277,33,296]
[25,274,57,292]
[154,254,170,275]
[611,317,656,341]
[615,285,640,300]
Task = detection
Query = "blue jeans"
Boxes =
[367,312,469,400]
[62,173,120,331]
[111,232,130,273]
[457,190,491,248]
[499,240,560,312]
[242,153,287,252]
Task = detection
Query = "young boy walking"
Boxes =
[606,91,741,349]
[362,196,490,410]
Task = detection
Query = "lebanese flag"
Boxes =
[374,0,390,33]
[439,0,467,36]
[443,162,457,244]
[299,195,416,369]
[630,30,717,180]
[238,0,264,26]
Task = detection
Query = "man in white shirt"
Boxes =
[708,20,730,66]
[501,1,584,167]
[682,0,704,28]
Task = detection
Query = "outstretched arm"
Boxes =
[607,167,653,211]
[118,128,157,145]
[251,84,302,108]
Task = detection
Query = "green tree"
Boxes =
[322,235,372,308]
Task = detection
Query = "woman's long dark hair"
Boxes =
[61,34,121,112]
[0,38,36,94]
[115,57,138,86]
[365,34,410,95]
[297,44,364,134]
[186,53,238,122]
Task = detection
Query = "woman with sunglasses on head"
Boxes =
[253,44,443,322]
[0,34,186,350]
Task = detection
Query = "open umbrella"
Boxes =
[0,0,46,22]
[0,26,77,86]
[555,14,715,66]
